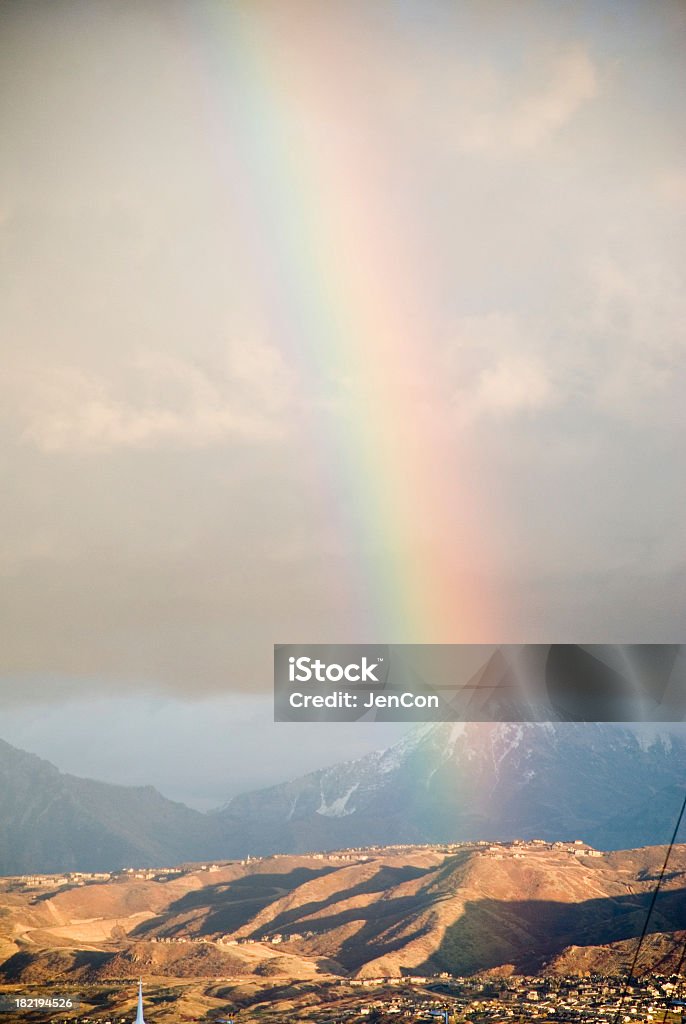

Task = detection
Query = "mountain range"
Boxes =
[222,722,686,855]
[1,723,685,875]
[0,738,224,875]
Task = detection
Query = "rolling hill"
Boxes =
[0,844,685,982]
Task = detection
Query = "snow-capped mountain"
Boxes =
[218,722,686,854]
[2,722,684,874]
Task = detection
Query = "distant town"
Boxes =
[0,970,683,1024]
[7,838,605,894]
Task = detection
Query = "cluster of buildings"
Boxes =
[220,930,319,946]
[12,870,112,888]
[239,852,372,865]
[237,839,606,861]
[3,973,683,1024]
[426,973,683,1023]
[6,840,609,897]
[5,865,190,892]
[481,839,604,860]
[295,974,683,1024]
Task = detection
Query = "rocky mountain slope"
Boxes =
[218,722,686,854]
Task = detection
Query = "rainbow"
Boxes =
[175,4,500,641]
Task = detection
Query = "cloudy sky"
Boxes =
[1,0,684,805]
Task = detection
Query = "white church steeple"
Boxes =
[134,979,145,1024]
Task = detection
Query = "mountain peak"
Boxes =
[219,721,686,856]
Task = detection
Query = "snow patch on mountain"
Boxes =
[316,781,359,818]
[375,724,431,773]
[286,794,300,821]
[445,723,467,756]
[488,723,525,778]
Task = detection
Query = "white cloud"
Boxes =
[8,341,295,453]
[454,47,599,154]
[580,254,686,423]
[444,314,556,421]
[474,354,555,415]
[442,243,685,428]
[508,48,598,149]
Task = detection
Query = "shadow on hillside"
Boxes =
[417,886,686,976]
[258,887,453,970]
[131,867,338,938]
[130,850,477,968]
[0,948,111,982]
[637,868,684,883]
[0,952,33,981]
[255,864,434,937]
[289,852,480,970]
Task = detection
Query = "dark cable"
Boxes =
[612,787,686,1024]
[659,932,686,1024]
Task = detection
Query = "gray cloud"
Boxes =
[0,0,684,707]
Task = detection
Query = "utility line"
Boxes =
[612,787,686,1024]
[659,933,686,1024]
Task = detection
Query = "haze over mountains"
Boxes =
[0,738,223,875]
[1,723,685,875]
